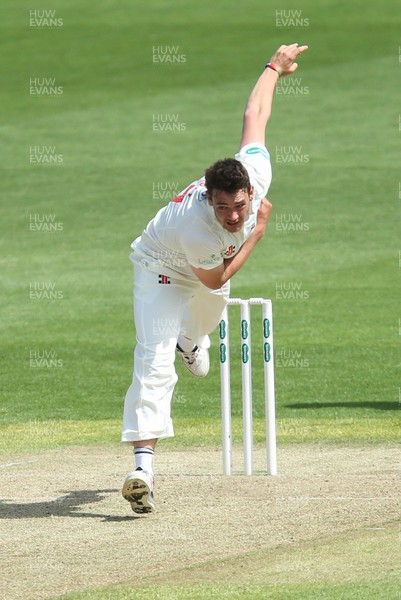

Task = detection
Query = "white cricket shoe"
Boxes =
[122,468,155,514]
[176,336,210,377]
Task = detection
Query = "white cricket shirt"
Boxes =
[131,143,272,281]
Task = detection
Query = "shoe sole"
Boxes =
[122,477,155,514]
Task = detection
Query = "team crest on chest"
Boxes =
[224,245,236,257]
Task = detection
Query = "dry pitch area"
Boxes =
[1,444,400,599]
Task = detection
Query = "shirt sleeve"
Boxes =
[235,143,272,200]
[179,218,224,271]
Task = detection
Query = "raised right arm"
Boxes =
[239,43,308,149]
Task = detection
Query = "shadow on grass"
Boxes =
[0,489,141,521]
[285,401,399,411]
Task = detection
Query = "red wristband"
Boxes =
[265,62,282,77]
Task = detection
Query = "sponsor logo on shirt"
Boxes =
[158,274,171,284]
[245,146,270,160]
[198,254,221,266]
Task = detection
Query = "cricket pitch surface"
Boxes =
[1,444,400,599]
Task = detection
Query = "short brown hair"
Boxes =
[205,158,250,196]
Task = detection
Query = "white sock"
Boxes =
[177,335,196,352]
[133,447,154,474]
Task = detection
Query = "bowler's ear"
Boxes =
[207,193,213,206]
[250,185,255,201]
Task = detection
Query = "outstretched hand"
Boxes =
[269,43,308,76]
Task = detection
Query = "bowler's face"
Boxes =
[208,187,253,233]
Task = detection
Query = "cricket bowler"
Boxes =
[121,43,308,513]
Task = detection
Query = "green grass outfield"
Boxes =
[53,522,401,600]
[0,0,399,450]
[55,582,401,600]
[0,1,400,598]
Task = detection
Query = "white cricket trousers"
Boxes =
[122,262,229,442]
